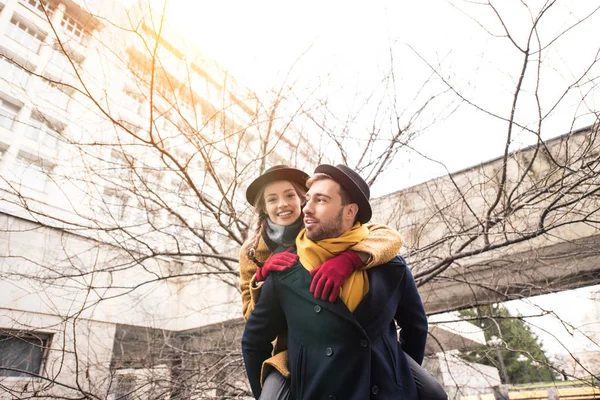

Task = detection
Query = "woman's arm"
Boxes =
[351,223,404,269]
[309,223,405,302]
[239,237,273,320]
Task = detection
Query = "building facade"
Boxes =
[0,0,318,398]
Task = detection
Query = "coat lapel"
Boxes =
[278,264,364,331]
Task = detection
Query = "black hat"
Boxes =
[246,165,309,205]
[314,164,372,223]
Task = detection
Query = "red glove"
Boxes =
[310,249,363,302]
[255,248,298,282]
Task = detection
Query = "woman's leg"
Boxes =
[405,351,448,400]
[259,370,291,400]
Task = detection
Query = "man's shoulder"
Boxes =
[369,255,410,278]
[376,254,408,268]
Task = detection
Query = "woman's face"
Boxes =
[262,180,303,226]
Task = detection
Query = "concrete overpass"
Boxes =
[417,232,600,314]
[371,125,600,315]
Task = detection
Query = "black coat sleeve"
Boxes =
[394,258,428,364]
[241,275,286,399]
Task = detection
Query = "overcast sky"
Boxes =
[505,285,600,356]
[160,0,600,197]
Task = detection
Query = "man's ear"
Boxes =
[345,203,359,222]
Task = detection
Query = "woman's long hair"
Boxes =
[245,180,307,264]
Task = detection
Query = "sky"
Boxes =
[152,0,600,357]
[504,285,600,357]
[432,285,600,357]
[160,0,600,195]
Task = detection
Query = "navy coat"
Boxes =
[242,256,428,400]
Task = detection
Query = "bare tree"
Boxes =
[0,0,442,398]
[2,0,599,398]
[370,0,600,395]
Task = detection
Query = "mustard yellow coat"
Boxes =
[239,223,403,383]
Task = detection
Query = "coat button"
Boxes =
[325,347,333,356]
[360,339,368,348]
[314,305,321,313]
[372,385,379,395]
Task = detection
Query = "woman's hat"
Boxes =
[246,165,309,205]
[313,164,372,223]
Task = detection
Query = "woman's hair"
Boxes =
[245,180,307,264]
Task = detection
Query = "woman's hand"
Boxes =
[309,249,363,302]
[255,248,298,282]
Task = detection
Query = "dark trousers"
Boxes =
[406,352,448,400]
[259,370,290,400]
[259,352,447,400]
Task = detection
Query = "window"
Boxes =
[60,14,84,42]
[6,17,47,54]
[154,78,171,97]
[50,42,85,70]
[23,0,56,18]
[103,189,127,220]
[10,155,52,192]
[130,60,150,81]
[25,113,62,149]
[122,90,146,116]
[167,260,184,275]
[118,120,142,136]
[0,98,20,130]
[112,374,136,400]
[38,78,72,110]
[107,148,132,178]
[149,207,164,226]
[49,49,70,72]
[129,201,147,224]
[0,331,51,378]
[109,149,127,165]
[146,170,163,189]
[169,176,190,194]
[0,56,31,88]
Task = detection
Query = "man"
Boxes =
[242,164,428,400]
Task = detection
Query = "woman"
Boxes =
[239,165,446,400]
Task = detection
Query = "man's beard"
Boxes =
[305,209,344,242]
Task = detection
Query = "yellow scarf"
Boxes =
[295,222,370,312]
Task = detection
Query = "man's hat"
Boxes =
[314,164,372,223]
[246,165,309,205]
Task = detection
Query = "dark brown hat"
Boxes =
[313,164,372,223]
[246,165,309,205]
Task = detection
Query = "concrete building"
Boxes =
[555,350,600,381]
[581,290,600,347]
[0,0,318,397]
[424,352,502,400]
